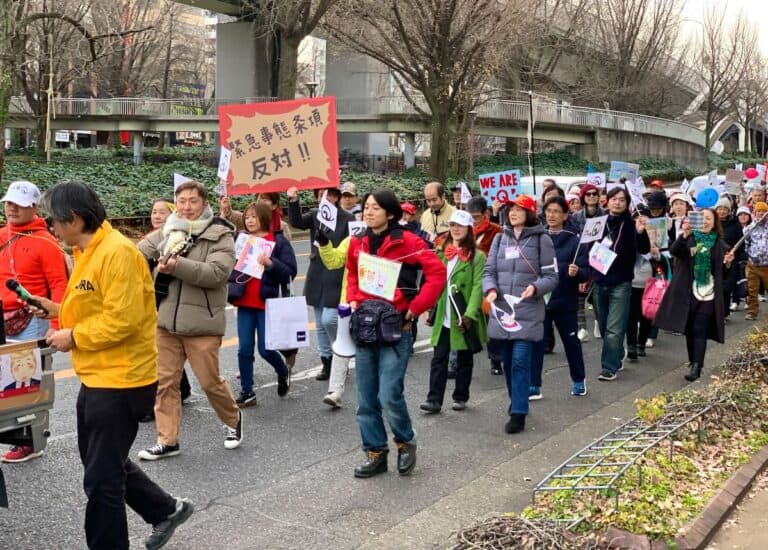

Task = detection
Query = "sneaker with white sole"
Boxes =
[138,443,180,461]
[224,411,243,449]
[730,302,738,311]
[571,381,587,396]
[598,369,617,381]
[528,386,542,401]
[646,338,655,348]
[1,445,43,463]
[144,497,194,550]
[577,328,589,342]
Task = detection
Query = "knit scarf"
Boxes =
[472,217,490,236]
[160,206,214,256]
[693,230,716,287]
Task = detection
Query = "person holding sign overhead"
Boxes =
[590,186,650,382]
[345,190,446,478]
[482,195,559,435]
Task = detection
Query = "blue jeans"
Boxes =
[498,339,534,416]
[355,331,415,451]
[313,306,339,358]
[237,307,288,393]
[592,281,632,374]
[13,316,49,341]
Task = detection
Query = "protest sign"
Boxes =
[357,252,402,301]
[757,163,767,183]
[625,178,646,211]
[579,215,608,244]
[317,191,338,232]
[687,210,704,231]
[478,169,532,205]
[0,347,42,401]
[586,172,606,187]
[173,173,193,191]
[219,97,339,195]
[680,178,691,195]
[725,169,744,195]
[490,303,522,333]
[646,217,669,249]
[234,236,276,279]
[606,182,624,193]
[608,161,640,183]
[707,170,719,187]
[459,181,472,204]
[589,242,617,275]
[735,163,743,171]
[217,146,231,180]
[348,220,367,237]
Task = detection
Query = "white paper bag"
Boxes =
[265,296,311,350]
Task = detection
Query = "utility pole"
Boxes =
[159,9,174,149]
[45,32,53,163]
[527,90,536,192]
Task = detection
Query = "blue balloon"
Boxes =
[696,188,720,209]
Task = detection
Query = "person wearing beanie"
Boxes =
[716,195,743,316]
[745,201,768,320]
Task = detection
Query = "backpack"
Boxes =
[350,299,403,347]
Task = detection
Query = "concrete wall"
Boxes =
[572,129,708,172]
[216,21,272,99]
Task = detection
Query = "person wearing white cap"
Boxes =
[668,193,692,243]
[421,209,487,414]
[0,180,68,463]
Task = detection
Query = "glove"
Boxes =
[315,230,330,246]
[460,316,473,332]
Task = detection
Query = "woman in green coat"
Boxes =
[421,210,487,413]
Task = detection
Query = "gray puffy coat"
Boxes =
[482,224,559,341]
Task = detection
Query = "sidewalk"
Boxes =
[707,472,768,550]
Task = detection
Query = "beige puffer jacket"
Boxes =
[138,218,235,336]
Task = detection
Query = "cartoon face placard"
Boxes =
[0,348,42,398]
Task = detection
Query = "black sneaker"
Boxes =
[224,411,243,450]
[277,375,290,397]
[144,497,194,550]
[235,391,257,408]
[598,369,617,381]
[419,400,441,414]
[138,443,180,461]
[490,360,503,375]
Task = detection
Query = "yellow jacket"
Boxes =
[318,237,350,303]
[60,222,158,388]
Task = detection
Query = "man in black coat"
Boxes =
[286,186,353,381]
[716,196,744,316]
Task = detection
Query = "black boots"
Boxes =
[396,442,417,475]
[684,362,702,382]
[505,413,526,434]
[490,359,503,375]
[316,356,332,381]
[354,450,388,478]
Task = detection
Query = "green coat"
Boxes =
[430,250,488,350]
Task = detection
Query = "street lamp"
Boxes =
[306,81,319,98]
[468,109,478,180]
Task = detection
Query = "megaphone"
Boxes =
[332,303,356,358]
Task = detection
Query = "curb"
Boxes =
[674,445,768,550]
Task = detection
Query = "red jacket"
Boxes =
[346,226,446,316]
[0,217,68,329]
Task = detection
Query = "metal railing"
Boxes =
[7,94,705,146]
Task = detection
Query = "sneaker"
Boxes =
[277,375,290,397]
[617,361,625,372]
[452,400,467,411]
[638,346,646,357]
[322,392,341,408]
[528,386,542,401]
[571,381,587,396]
[746,313,758,321]
[730,302,738,312]
[598,369,617,381]
[224,411,243,450]
[138,443,180,461]
[646,338,655,348]
[593,320,601,339]
[235,390,257,407]
[490,359,503,375]
[419,400,441,413]
[1,445,43,463]
[760,294,766,303]
[577,328,589,342]
[144,497,194,550]
[627,350,638,361]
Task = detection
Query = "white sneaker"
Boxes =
[646,338,655,349]
[761,295,767,303]
[593,320,601,339]
[577,328,589,342]
[730,302,738,312]
[224,411,243,450]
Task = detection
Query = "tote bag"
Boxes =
[641,257,671,321]
[264,296,311,350]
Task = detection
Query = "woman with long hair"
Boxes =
[482,195,559,434]
[230,202,297,406]
[655,208,733,382]
[421,209,487,413]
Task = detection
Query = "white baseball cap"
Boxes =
[1,181,41,207]
[449,209,474,227]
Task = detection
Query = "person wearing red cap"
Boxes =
[482,195,559,434]
[649,180,664,190]
[399,202,432,246]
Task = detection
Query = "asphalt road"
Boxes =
[1,238,759,549]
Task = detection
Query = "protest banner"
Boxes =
[608,161,640,183]
[646,217,669,249]
[219,97,339,195]
[478,169,532,205]
[586,172,606,187]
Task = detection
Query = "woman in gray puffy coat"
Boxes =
[482,195,559,434]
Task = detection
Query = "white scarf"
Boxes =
[160,206,214,256]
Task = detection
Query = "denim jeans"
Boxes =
[355,331,415,451]
[237,306,288,393]
[12,316,49,341]
[497,339,534,416]
[313,306,339,358]
[592,281,632,374]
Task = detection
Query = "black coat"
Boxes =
[287,200,353,308]
[654,234,727,344]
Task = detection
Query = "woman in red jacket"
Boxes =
[345,189,446,479]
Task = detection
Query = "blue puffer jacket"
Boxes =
[482,224,559,341]
[546,229,589,311]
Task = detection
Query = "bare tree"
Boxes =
[732,55,768,153]
[326,0,533,182]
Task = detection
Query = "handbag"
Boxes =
[227,270,252,303]
[448,286,483,354]
[641,257,671,321]
[264,295,310,350]
[3,308,33,337]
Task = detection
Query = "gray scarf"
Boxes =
[160,206,214,256]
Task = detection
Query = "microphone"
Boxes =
[5,279,49,315]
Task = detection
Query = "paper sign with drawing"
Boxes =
[234,236,276,279]
[0,348,42,399]
[357,252,402,301]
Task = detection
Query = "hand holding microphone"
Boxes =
[6,279,54,318]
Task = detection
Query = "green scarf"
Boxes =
[693,230,716,286]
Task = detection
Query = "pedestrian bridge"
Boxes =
[6,95,708,169]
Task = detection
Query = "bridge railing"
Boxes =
[8,95,704,146]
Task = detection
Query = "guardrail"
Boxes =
[7,95,705,146]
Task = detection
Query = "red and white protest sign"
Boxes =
[218,97,339,195]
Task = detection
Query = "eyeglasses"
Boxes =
[584,192,598,197]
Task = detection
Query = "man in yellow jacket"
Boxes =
[34,181,192,550]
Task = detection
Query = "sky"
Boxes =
[683,0,768,53]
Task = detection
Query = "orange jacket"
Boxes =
[0,217,68,329]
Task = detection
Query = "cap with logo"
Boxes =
[1,181,41,207]
[448,209,474,227]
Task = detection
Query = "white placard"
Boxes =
[217,146,232,179]
[348,220,367,237]
[317,191,338,232]
[173,173,193,191]
[459,181,472,204]
[680,178,691,195]
[234,236,276,279]
[580,215,609,244]
[586,172,606,187]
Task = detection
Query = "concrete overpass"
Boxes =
[6,95,708,169]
